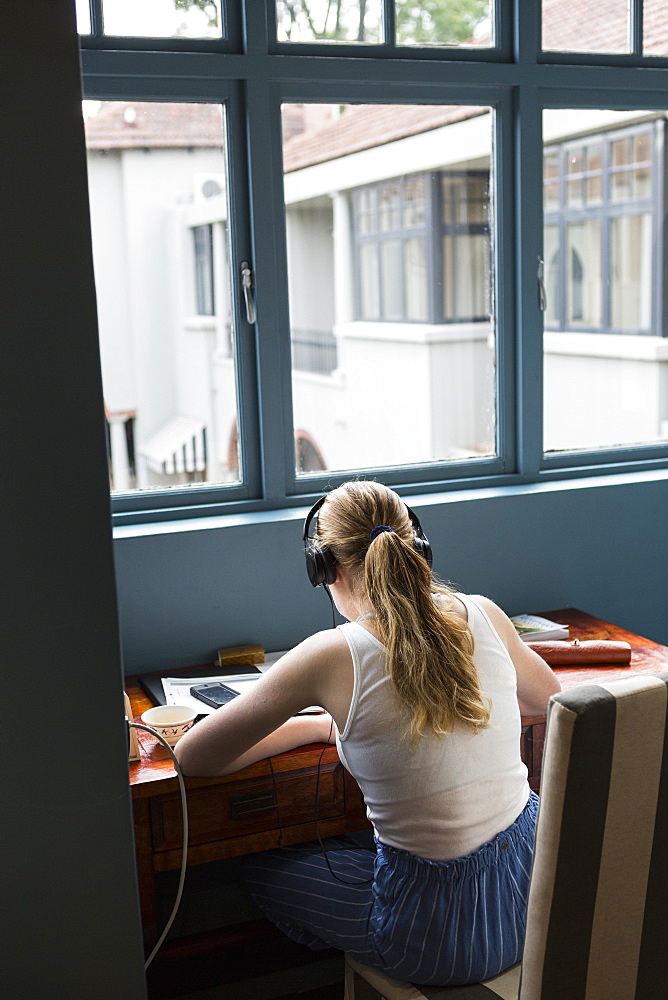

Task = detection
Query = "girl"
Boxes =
[175,481,560,986]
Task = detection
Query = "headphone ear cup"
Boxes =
[404,503,433,569]
[320,545,338,586]
[305,544,337,587]
[412,535,433,568]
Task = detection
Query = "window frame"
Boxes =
[76,1,668,526]
[352,168,492,325]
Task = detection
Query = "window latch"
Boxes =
[537,257,547,311]
[241,260,256,324]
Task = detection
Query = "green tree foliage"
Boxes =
[396,1,490,46]
[174,0,219,30]
[174,2,491,45]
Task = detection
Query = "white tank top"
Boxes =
[335,593,529,861]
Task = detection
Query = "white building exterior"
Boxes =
[84,101,668,490]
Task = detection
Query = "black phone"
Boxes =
[190,681,240,709]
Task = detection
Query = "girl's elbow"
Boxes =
[174,739,208,777]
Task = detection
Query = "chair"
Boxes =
[344,672,668,1000]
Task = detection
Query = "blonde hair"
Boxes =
[317,481,490,743]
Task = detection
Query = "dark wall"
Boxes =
[115,472,668,673]
[2,3,147,997]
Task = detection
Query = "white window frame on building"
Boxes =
[353,169,491,324]
[544,120,664,337]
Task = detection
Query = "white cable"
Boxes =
[129,722,189,970]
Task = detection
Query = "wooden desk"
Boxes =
[520,609,668,793]
[127,609,668,947]
[127,683,368,946]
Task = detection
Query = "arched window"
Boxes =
[294,432,326,473]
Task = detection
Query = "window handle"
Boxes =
[241,260,256,324]
[537,257,547,311]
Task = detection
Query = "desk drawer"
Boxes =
[151,762,346,852]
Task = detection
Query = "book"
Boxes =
[217,643,265,667]
[510,614,569,642]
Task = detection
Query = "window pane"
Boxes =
[276,1,382,43]
[612,137,630,167]
[611,169,632,201]
[403,177,425,227]
[85,102,240,491]
[282,103,496,475]
[381,241,404,318]
[567,178,584,208]
[644,0,668,55]
[443,233,490,319]
[356,188,377,233]
[404,238,428,320]
[76,0,91,33]
[567,221,602,325]
[543,109,664,455]
[101,0,222,38]
[380,184,401,230]
[360,244,380,318]
[396,1,493,48]
[542,0,630,53]
[193,225,215,315]
[543,151,560,212]
[610,214,652,330]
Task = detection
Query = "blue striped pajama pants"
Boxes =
[243,791,538,987]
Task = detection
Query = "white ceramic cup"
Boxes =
[140,705,197,746]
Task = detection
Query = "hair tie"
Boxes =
[369,525,394,541]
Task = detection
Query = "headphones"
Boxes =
[303,493,433,588]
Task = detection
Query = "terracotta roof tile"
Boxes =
[85,101,224,149]
[542,0,668,53]
[282,103,487,172]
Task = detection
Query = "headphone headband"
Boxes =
[303,492,432,588]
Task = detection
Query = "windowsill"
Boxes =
[339,320,492,344]
[545,332,668,361]
[184,315,217,332]
[112,468,668,540]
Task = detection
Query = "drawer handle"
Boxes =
[229,789,277,818]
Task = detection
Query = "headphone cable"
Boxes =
[322,582,337,629]
[313,717,374,886]
[129,722,189,969]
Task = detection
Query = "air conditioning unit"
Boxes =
[194,173,225,204]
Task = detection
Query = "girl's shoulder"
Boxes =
[295,625,352,675]
[432,589,470,624]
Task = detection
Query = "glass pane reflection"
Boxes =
[85,101,240,492]
[282,102,496,476]
[102,0,222,39]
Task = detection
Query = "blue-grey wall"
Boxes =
[115,470,668,674]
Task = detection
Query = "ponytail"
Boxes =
[318,481,490,743]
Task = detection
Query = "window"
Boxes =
[283,104,496,473]
[353,168,491,324]
[543,112,666,453]
[85,100,241,491]
[76,1,668,523]
[544,123,658,336]
[193,225,215,316]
